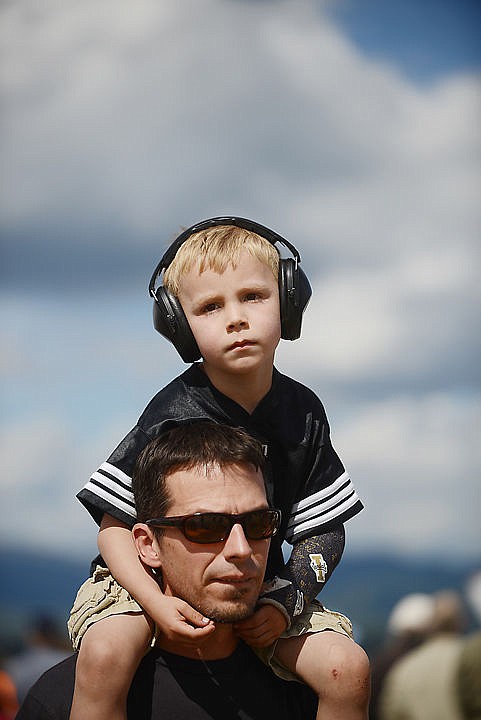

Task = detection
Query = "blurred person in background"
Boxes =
[369,593,436,719]
[456,570,481,720]
[6,614,69,705]
[378,590,467,720]
[457,631,481,720]
[0,668,18,720]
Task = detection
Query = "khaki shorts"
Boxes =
[68,566,353,683]
[254,598,353,681]
[68,566,146,651]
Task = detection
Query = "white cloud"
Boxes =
[0,401,161,558]
[1,0,480,562]
[335,392,481,558]
[277,244,480,388]
[2,0,479,249]
[0,414,96,556]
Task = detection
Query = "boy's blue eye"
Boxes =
[245,292,260,301]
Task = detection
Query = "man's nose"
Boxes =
[223,523,252,558]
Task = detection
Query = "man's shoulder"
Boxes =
[16,655,76,720]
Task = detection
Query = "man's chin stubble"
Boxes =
[206,608,254,624]
[198,600,257,625]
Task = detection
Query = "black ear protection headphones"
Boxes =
[148,216,312,363]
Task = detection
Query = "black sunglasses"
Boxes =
[146,508,281,544]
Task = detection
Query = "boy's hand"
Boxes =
[153,595,215,647]
[234,604,288,648]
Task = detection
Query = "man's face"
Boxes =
[155,461,270,623]
[177,250,281,378]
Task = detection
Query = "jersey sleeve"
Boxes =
[76,425,151,527]
[75,366,222,528]
[282,388,363,544]
[285,471,362,543]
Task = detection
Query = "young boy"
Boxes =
[69,217,370,720]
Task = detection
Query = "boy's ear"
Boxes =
[132,524,163,569]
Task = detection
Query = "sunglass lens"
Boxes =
[245,510,277,539]
[183,510,279,543]
[185,513,229,542]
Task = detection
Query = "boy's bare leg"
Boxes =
[275,631,370,720]
[69,613,153,720]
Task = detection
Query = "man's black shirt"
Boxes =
[17,643,317,719]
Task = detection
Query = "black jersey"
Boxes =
[17,644,317,720]
[78,364,362,574]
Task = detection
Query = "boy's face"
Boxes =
[177,250,281,377]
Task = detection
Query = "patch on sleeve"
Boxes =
[293,590,305,616]
[309,553,328,583]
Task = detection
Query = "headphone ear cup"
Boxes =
[279,258,312,340]
[152,287,201,363]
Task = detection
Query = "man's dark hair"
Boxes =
[133,422,266,523]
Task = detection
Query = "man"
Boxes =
[17,423,317,719]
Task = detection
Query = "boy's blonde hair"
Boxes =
[163,225,279,296]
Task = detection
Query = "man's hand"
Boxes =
[234,604,288,648]
[153,595,215,647]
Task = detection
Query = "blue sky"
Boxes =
[326,0,481,82]
[1,0,480,564]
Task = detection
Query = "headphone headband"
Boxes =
[149,216,301,298]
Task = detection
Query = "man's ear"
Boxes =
[132,523,163,569]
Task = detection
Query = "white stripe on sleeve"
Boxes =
[285,472,359,543]
[97,462,133,488]
[81,481,137,519]
[84,462,136,518]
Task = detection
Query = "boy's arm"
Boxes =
[258,525,346,626]
[235,526,345,645]
[98,514,214,643]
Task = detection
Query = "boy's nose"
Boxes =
[227,317,248,332]
[226,300,249,332]
[226,304,249,332]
